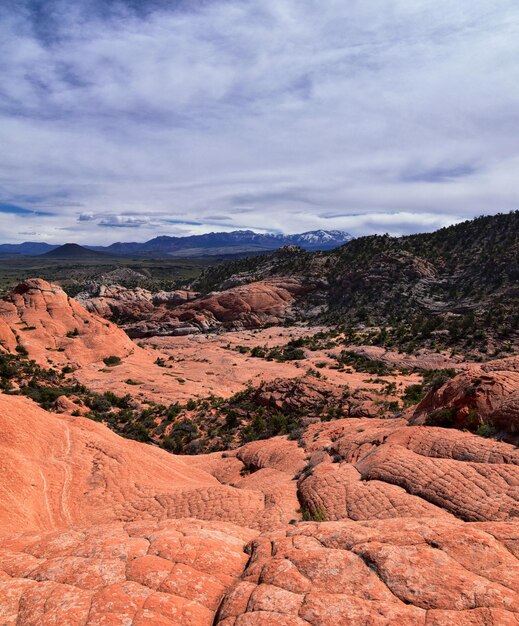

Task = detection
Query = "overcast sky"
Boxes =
[0,0,518,244]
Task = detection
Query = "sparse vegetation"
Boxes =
[103,355,121,366]
[335,350,393,375]
[246,339,306,362]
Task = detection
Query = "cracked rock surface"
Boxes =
[2,394,519,624]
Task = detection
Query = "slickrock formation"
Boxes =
[240,377,345,415]
[0,394,302,536]
[411,361,519,434]
[483,355,519,373]
[297,418,519,523]
[76,284,155,320]
[0,394,214,535]
[344,344,465,370]
[0,279,136,366]
[0,317,17,353]
[76,283,198,322]
[2,392,519,623]
[125,278,318,337]
[2,363,519,623]
[216,518,519,625]
[0,519,255,626]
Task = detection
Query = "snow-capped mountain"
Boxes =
[91,229,354,256]
[0,230,354,257]
[284,230,353,247]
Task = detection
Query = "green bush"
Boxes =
[103,355,121,366]
[475,423,497,438]
[302,506,328,522]
[425,407,457,428]
[402,384,425,407]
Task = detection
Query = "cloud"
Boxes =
[0,202,54,217]
[98,215,150,227]
[0,0,518,243]
[400,163,479,184]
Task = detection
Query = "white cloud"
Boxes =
[98,215,150,227]
[0,0,518,243]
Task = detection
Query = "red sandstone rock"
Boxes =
[298,417,519,522]
[0,279,137,367]
[410,363,519,434]
[0,519,254,626]
[125,278,316,337]
[77,284,199,322]
[216,518,519,625]
[2,393,519,624]
[0,317,17,353]
[0,394,305,537]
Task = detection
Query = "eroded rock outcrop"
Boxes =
[0,394,300,536]
[76,283,199,323]
[216,518,519,625]
[125,278,320,337]
[410,362,519,435]
[0,279,136,366]
[0,519,254,626]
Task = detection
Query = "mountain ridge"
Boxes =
[0,229,353,257]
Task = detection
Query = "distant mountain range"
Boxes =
[0,242,58,256]
[0,229,353,258]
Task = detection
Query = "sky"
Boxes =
[0,0,518,244]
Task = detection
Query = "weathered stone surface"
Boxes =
[298,461,452,522]
[216,518,519,625]
[77,284,155,320]
[0,519,254,626]
[125,278,317,337]
[298,417,519,523]
[76,283,199,322]
[2,394,519,624]
[410,364,519,435]
[0,279,137,366]
[0,394,300,536]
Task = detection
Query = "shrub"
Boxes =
[425,407,457,428]
[402,384,425,407]
[103,355,121,366]
[336,351,392,376]
[475,423,497,438]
